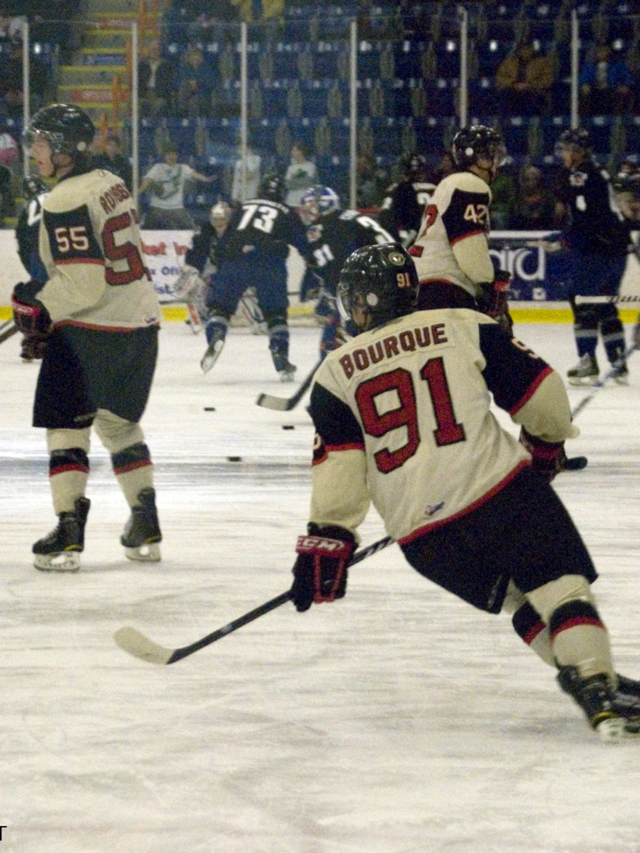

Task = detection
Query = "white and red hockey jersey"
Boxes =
[306,308,576,544]
[409,171,494,297]
[37,168,160,330]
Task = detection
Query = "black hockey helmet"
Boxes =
[258,171,285,202]
[399,151,428,181]
[451,125,505,170]
[338,243,419,333]
[23,103,95,162]
[555,127,593,157]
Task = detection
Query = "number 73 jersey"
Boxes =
[307,308,573,544]
[37,169,160,329]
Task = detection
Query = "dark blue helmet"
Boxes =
[23,103,95,162]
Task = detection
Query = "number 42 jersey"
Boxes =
[307,308,576,544]
[37,168,160,329]
[409,170,494,297]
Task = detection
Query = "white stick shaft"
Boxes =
[574,295,640,304]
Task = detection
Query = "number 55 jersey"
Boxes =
[37,168,160,329]
[307,309,576,544]
[408,170,495,299]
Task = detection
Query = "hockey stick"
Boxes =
[256,357,323,411]
[571,344,637,419]
[114,534,394,665]
[0,322,18,345]
[575,295,640,305]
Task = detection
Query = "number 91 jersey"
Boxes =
[38,169,160,328]
[409,171,492,298]
[307,308,567,544]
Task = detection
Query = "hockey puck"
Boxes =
[227,456,242,462]
[282,424,295,430]
[203,407,216,412]
[564,455,588,471]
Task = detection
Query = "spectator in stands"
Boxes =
[489,162,517,230]
[579,42,634,116]
[178,43,211,118]
[431,151,455,182]
[512,164,558,231]
[139,141,214,230]
[138,39,176,119]
[0,8,26,42]
[496,40,554,116]
[0,37,49,118]
[231,143,261,204]
[284,142,318,207]
[29,1,84,63]
[92,133,133,191]
[355,153,388,208]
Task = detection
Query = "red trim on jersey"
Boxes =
[49,463,90,477]
[54,257,105,267]
[113,459,152,476]
[550,616,604,640]
[311,441,366,466]
[508,365,554,416]
[398,459,531,544]
[53,319,160,332]
[523,620,546,646]
[450,229,484,246]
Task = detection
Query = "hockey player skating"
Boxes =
[377,152,435,247]
[289,242,640,740]
[553,128,631,385]
[200,173,311,380]
[300,184,394,359]
[12,103,162,571]
[409,125,512,334]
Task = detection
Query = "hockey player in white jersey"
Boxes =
[288,242,640,740]
[409,125,512,332]
[11,104,162,571]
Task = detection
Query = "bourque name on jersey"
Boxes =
[339,321,450,378]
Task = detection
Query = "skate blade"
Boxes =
[34,551,81,573]
[568,376,598,387]
[124,542,161,562]
[278,369,297,383]
[613,375,629,386]
[200,340,224,374]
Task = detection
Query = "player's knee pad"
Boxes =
[573,305,599,330]
[46,427,91,454]
[525,574,595,625]
[93,410,145,455]
[110,442,152,476]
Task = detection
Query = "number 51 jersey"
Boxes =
[308,308,575,544]
[37,168,160,329]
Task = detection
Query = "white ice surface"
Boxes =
[2,319,640,853]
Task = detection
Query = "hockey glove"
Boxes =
[12,281,51,361]
[478,269,513,335]
[291,523,356,612]
[519,427,566,483]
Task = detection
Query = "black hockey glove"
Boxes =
[478,269,513,335]
[291,523,356,612]
[519,427,566,483]
[12,281,51,361]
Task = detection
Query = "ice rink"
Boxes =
[2,316,640,853]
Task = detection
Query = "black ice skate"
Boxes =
[270,345,297,382]
[121,488,162,562]
[33,497,91,573]
[557,666,640,741]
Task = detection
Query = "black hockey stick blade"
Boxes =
[256,358,323,411]
[0,322,17,345]
[563,455,588,471]
[114,534,394,665]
